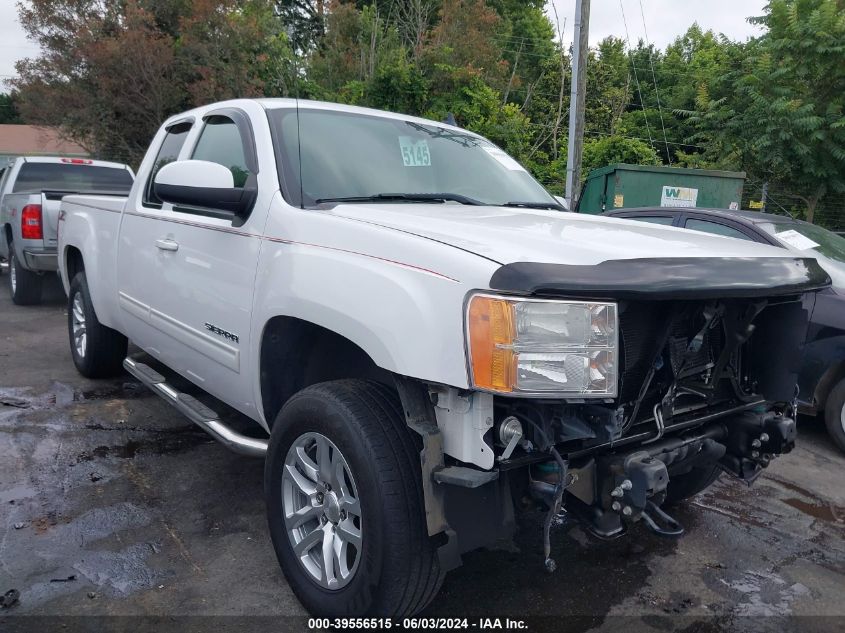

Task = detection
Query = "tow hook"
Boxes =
[640,500,684,537]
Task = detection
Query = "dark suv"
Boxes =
[604,207,845,453]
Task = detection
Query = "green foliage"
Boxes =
[687,0,845,222]
[13,0,293,165]
[10,0,845,225]
[0,93,21,124]
[582,135,660,175]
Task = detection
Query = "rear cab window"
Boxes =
[12,162,134,193]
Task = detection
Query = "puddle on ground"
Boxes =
[74,382,148,402]
[0,387,36,410]
[696,482,771,530]
[769,476,832,505]
[721,569,810,617]
[0,381,147,413]
[74,427,213,463]
[782,497,845,524]
[73,541,173,596]
[8,503,169,608]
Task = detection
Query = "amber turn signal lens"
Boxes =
[467,295,516,392]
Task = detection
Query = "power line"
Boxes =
[583,129,706,150]
[618,0,653,148]
[637,0,671,164]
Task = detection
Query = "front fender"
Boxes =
[251,199,499,417]
[252,241,475,386]
[799,290,845,408]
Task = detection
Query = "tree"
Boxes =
[392,0,436,63]
[424,0,508,88]
[13,0,291,166]
[0,93,22,124]
[12,0,840,227]
[487,0,556,104]
[582,135,660,175]
[275,0,328,54]
[687,0,845,222]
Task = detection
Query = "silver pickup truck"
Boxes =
[0,156,134,304]
[58,99,830,617]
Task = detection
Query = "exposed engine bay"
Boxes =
[425,293,811,571]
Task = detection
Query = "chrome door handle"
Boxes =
[155,239,179,252]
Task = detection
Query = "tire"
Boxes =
[68,271,128,378]
[8,247,43,305]
[265,380,443,617]
[823,379,845,454]
[664,464,721,505]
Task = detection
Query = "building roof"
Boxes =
[0,125,89,157]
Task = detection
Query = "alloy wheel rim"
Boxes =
[71,293,87,358]
[281,432,362,590]
[9,255,16,294]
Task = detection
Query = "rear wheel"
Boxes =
[823,379,845,454]
[664,464,721,505]
[8,247,43,305]
[265,380,442,617]
[68,271,128,378]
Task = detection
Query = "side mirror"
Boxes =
[153,160,256,218]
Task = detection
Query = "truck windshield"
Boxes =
[12,162,133,193]
[268,108,559,209]
[761,221,845,264]
[760,220,845,288]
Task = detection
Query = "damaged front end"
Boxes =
[419,256,829,572]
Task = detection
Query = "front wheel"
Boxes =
[68,272,128,378]
[265,380,442,617]
[824,379,845,454]
[8,247,43,305]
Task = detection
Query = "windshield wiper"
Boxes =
[502,200,566,211]
[315,193,484,206]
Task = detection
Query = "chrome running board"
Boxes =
[123,357,268,457]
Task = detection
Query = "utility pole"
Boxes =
[564,0,591,211]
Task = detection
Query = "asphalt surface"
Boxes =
[1,271,844,631]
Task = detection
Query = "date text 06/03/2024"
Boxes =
[307,618,528,630]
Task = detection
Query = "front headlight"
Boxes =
[466,294,618,396]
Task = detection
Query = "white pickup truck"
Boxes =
[58,99,829,617]
[0,156,134,304]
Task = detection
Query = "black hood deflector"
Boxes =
[488,257,831,300]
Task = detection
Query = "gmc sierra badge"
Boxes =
[204,322,239,343]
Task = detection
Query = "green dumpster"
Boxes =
[577,164,746,214]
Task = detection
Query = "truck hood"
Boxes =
[330,203,797,265]
[331,203,831,298]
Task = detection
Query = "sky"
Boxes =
[548,0,768,49]
[0,0,769,89]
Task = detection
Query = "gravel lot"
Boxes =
[1,272,844,631]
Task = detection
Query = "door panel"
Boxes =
[118,108,272,416]
[146,213,258,377]
[117,122,194,360]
